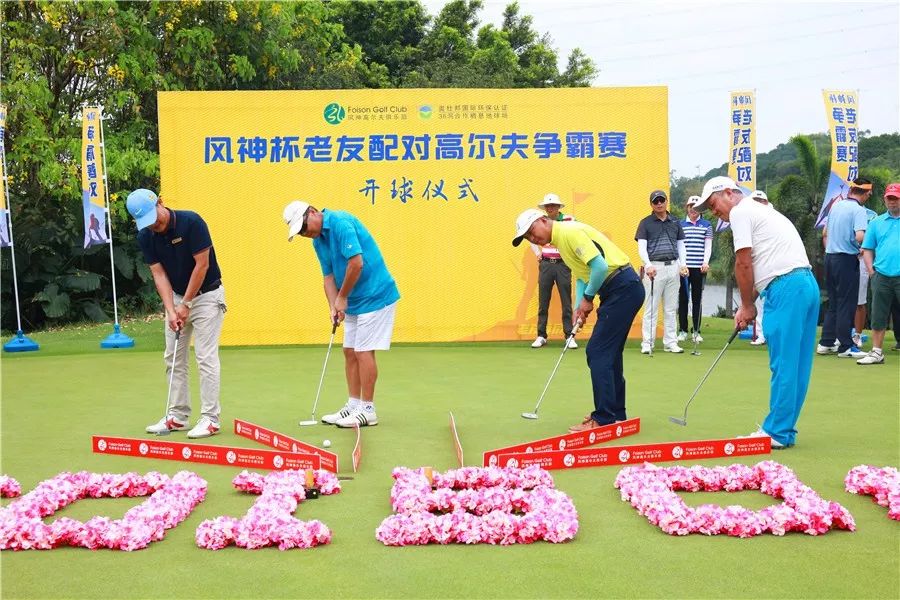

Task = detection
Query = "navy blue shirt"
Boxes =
[137,209,221,295]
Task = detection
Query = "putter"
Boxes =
[299,321,338,427]
[647,277,655,357]
[690,326,701,356]
[669,326,741,426]
[521,320,583,420]
[157,329,181,436]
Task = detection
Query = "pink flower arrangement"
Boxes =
[614,461,855,537]
[845,465,900,520]
[0,471,206,551]
[376,466,578,546]
[195,469,339,550]
[0,476,21,498]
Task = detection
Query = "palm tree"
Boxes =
[789,135,831,280]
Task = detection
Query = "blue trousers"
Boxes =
[586,268,645,425]
[820,252,859,352]
[761,269,819,446]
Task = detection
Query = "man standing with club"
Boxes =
[692,177,818,449]
[856,183,900,365]
[284,201,399,428]
[127,189,226,439]
[636,190,688,354]
[529,193,576,349]
[513,209,644,432]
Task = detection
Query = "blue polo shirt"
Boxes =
[825,199,869,255]
[861,212,900,277]
[137,209,222,295]
[313,210,400,315]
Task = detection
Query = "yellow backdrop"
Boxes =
[158,88,668,345]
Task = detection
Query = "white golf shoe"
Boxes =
[187,416,220,439]
[322,402,356,425]
[336,408,378,428]
[640,343,652,355]
[146,416,187,434]
[531,336,547,348]
[816,341,839,355]
[664,344,684,353]
[566,338,578,349]
[677,331,688,342]
[857,349,884,365]
[692,332,704,343]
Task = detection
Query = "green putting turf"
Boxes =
[1,318,898,599]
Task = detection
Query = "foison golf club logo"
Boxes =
[273,436,279,447]
[506,458,519,468]
[724,443,736,455]
[525,446,534,453]
[182,447,192,460]
[615,425,623,437]
[419,105,432,119]
[563,453,576,467]
[558,439,567,450]
[97,439,107,452]
[618,449,631,463]
[139,443,149,456]
[589,432,597,444]
[236,423,242,434]
[254,429,260,440]
[292,443,299,453]
[273,455,284,469]
[672,446,684,459]
[226,451,237,464]
[488,455,498,467]
[323,102,346,125]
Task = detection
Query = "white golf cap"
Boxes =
[538,193,564,208]
[694,176,741,211]
[686,195,701,207]
[512,208,545,247]
[750,190,768,202]
[283,200,311,241]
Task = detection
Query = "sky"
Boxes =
[421,0,900,178]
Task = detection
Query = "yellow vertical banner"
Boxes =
[158,88,669,345]
[0,103,10,247]
[81,106,108,248]
[817,90,860,227]
[727,91,756,191]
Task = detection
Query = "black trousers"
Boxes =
[537,260,573,338]
[820,253,860,352]
[678,267,706,333]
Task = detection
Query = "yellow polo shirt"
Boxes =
[550,220,631,284]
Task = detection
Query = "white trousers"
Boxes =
[642,262,679,347]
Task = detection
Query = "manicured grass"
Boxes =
[2,318,898,598]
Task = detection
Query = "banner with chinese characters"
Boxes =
[158,88,669,344]
[816,90,860,228]
[0,103,10,248]
[81,107,108,248]
[727,91,756,191]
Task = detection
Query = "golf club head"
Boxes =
[691,349,701,356]
[521,412,539,420]
[154,429,173,436]
[668,416,687,426]
[298,419,318,427]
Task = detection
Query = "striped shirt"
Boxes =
[681,216,713,268]
[539,213,574,259]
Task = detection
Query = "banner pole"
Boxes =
[96,105,134,349]
[1,102,39,352]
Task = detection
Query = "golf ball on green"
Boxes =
[323,439,331,448]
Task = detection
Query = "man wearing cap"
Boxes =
[283,202,399,427]
[126,189,226,439]
[857,183,900,365]
[817,178,873,358]
[677,195,712,344]
[694,176,818,449]
[529,193,576,349]
[748,190,774,346]
[635,190,688,354]
[512,209,644,432]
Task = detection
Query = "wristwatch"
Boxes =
[181,299,194,309]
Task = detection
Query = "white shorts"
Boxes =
[858,261,869,305]
[343,301,397,351]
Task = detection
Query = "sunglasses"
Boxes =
[298,208,311,236]
[651,197,667,205]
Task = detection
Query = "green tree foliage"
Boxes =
[1,0,598,330]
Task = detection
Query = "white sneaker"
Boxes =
[837,346,867,358]
[322,402,355,425]
[531,336,547,348]
[738,427,786,449]
[816,342,839,355]
[692,332,704,343]
[640,343,652,355]
[664,344,684,353]
[566,338,578,349]
[750,337,766,346]
[857,349,884,365]
[146,416,188,434]
[187,416,220,439]
[335,408,378,428]
[677,331,687,342]
[851,334,863,348]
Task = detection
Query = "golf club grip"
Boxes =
[331,322,338,335]
[727,326,741,343]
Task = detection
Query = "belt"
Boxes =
[541,257,564,264]
[596,265,633,302]
[197,279,222,295]
[650,259,676,266]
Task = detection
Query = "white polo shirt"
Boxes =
[729,197,811,293]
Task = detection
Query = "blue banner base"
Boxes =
[101,324,135,349]
[4,330,40,353]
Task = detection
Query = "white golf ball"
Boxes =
[322,439,331,448]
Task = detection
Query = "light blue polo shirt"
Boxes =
[862,212,900,277]
[313,210,400,315]
[825,199,869,255]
